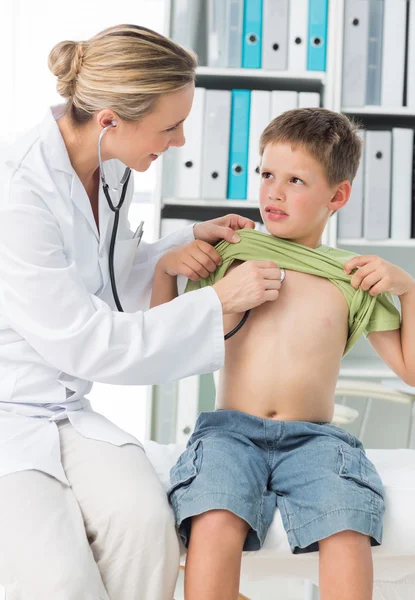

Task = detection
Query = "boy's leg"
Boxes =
[269,422,385,600]
[184,510,250,600]
[318,530,373,600]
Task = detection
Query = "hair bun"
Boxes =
[48,40,83,99]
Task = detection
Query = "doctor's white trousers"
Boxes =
[0,419,180,600]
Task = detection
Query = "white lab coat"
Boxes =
[0,105,224,485]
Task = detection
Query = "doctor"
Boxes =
[0,23,281,600]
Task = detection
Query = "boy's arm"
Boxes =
[150,265,178,308]
[150,240,222,309]
[344,255,415,386]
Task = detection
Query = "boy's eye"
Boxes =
[291,177,304,185]
[165,124,179,132]
[261,171,273,179]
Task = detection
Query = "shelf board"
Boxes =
[196,66,326,86]
[162,198,260,210]
[338,238,415,247]
[342,106,415,117]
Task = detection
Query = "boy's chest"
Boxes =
[224,268,349,348]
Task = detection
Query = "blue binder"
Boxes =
[227,90,251,200]
[242,0,263,68]
[307,0,328,72]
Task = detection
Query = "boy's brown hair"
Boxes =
[259,108,362,186]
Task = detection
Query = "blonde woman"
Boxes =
[0,24,282,600]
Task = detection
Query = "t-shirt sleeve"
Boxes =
[364,291,401,335]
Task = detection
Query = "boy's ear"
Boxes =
[329,180,352,212]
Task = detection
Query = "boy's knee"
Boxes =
[192,510,249,536]
[319,529,371,549]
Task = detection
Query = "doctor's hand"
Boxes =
[213,260,282,315]
[193,214,255,245]
[157,240,222,281]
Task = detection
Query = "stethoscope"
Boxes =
[98,120,284,339]
[98,120,143,313]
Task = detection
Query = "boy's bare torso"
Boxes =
[217,263,349,422]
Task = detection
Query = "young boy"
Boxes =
[150,108,415,600]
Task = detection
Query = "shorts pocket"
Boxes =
[167,439,203,504]
[337,445,385,500]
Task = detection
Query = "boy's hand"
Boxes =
[157,240,222,281]
[193,214,255,245]
[344,255,415,297]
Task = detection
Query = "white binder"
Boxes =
[298,92,320,108]
[288,0,309,72]
[381,0,406,107]
[171,0,204,52]
[247,91,271,201]
[408,0,415,109]
[207,0,227,67]
[364,131,392,240]
[201,90,231,199]
[337,131,366,239]
[391,129,414,241]
[162,87,205,199]
[271,91,298,117]
[262,0,289,70]
[342,0,370,107]
[366,0,384,105]
[228,0,244,68]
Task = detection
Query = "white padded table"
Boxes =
[144,441,415,599]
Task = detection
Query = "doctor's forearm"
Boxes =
[150,265,178,308]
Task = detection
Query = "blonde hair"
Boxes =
[48,24,198,125]
[260,108,363,185]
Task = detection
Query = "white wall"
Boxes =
[1,0,166,442]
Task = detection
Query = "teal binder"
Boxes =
[227,90,251,200]
[307,0,328,72]
[242,0,263,68]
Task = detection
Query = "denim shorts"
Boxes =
[167,410,385,554]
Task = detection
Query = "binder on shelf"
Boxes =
[170,0,204,55]
[298,92,320,108]
[363,131,392,241]
[271,91,298,117]
[365,0,384,106]
[337,130,366,239]
[201,90,232,199]
[408,0,415,109]
[380,0,406,107]
[288,0,309,72]
[247,91,271,201]
[242,0,263,69]
[227,90,251,200]
[307,0,329,72]
[228,0,244,68]
[391,129,414,241]
[342,0,370,107]
[262,0,289,71]
[207,0,228,67]
[162,87,205,199]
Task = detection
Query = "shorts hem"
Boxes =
[172,491,265,549]
[287,507,383,554]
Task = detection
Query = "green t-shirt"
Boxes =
[185,229,401,355]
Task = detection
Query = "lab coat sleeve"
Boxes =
[122,224,197,312]
[0,205,225,385]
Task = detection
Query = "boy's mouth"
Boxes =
[265,206,288,217]
[265,206,289,221]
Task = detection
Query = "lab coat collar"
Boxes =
[39,104,116,246]
[39,104,74,175]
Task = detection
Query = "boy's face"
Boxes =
[259,142,350,247]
